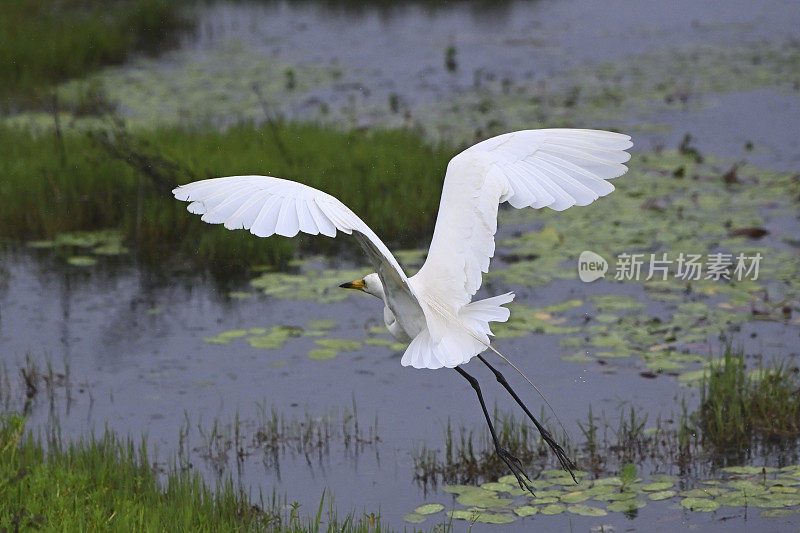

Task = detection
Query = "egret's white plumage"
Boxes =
[173,128,632,371]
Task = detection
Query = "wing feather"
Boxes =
[411,129,632,314]
[173,176,410,292]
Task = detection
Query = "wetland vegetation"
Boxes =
[2,0,799,530]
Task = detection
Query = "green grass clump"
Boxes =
[0,413,390,531]
[0,0,187,109]
[0,122,451,267]
[698,346,800,453]
[0,413,268,530]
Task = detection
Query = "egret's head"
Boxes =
[339,272,384,300]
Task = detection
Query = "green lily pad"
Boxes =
[761,509,796,518]
[722,465,775,475]
[567,504,608,517]
[308,348,338,360]
[682,488,727,498]
[481,482,514,492]
[561,491,591,503]
[27,240,56,248]
[414,503,444,515]
[66,255,97,266]
[593,477,623,486]
[403,513,425,523]
[681,498,719,511]
[607,499,647,512]
[307,319,337,330]
[641,482,674,492]
[514,506,539,517]
[446,510,476,521]
[530,497,560,505]
[540,504,566,515]
[314,338,361,351]
[473,513,516,524]
[648,490,677,501]
[594,491,637,502]
[247,327,294,349]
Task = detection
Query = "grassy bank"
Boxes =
[0,413,390,531]
[0,0,188,110]
[0,122,451,267]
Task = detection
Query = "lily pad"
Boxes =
[648,490,677,501]
[481,482,515,492]
[66,255,97,266]
[414,503,444,515]
[403,513,425,523]
[681,498,719,511]
[567,504,608,517]
[540,504,566,515]
[514,505,539,517]
[607,499,646,512]
[561,491,591,503]
[641,482,674,492]
[308,348,338,360]
[314,338,361,351]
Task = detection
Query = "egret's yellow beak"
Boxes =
[339,279,366,291]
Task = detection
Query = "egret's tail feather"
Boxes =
[401,292,514,369]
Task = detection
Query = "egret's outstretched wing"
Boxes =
[411,129,632,313]
[173,176,412,300]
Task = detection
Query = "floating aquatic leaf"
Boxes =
[567,504,607,517]
[514,505,539,517]
[680,498,719,511]
[473,513,516,524]
[308,348,338,360]
[307,319,337,330]
[364,338,392,346]
[681,488,727,498]
[530,497,560,505]
[66,255,96,266]
[442,485,482,495]
[228,291,253,299]
[639,481,674,492]
[594,491,637,502]
[606,499,646,512]
[403,513,425,523]
[247,326,295,349]
[314,338,361,351]
[498,475,551,489]
[722,465,775,475]
[761,509,795,518]
[648,490,677,501]
[593,477,623,486]
[561,491,591,503]
[27,240,56,248]
[457,492,513,508]
[446,510,477,521]
[414,503,444,515]
[218,330,248,339]
[540,504,566,515]
[481,482,514,492]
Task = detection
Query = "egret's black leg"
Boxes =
[477,355,577,483]
[455,366,535,494]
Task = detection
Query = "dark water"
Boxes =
[2,0,800,530]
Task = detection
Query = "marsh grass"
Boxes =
[0,413,393,532]
[698,346,800,454]
[414,348,800,487]
[1,121,451,267]
[0,0,188,109]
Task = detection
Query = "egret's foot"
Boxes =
[537,426,577,483]
[496,447,536,496]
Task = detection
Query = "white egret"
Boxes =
[173,128,632,490]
